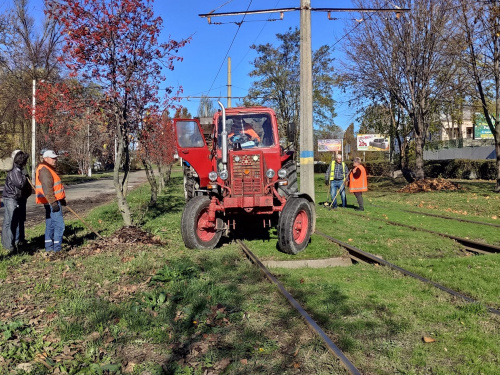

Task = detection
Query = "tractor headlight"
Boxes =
[208,171,218,182]
[233,155,240,162]
[219,170,229,180]
[266,169,275,178]
[278,168,287,178]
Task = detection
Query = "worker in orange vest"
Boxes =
[349,157,368,211]
[228,120,261,145]
[35,150,66,253]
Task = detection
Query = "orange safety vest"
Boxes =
[35,164,66,204]
[349,165,368,193]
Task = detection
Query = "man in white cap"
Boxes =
[35,150,66,253]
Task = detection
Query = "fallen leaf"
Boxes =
[240,358,248,365]
[422,336,436,343]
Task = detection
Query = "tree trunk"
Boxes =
[166,164,173,184]
[113,121,132,226]
[143,158,158,206]
[414,112,425,180]
[495,133,500,192]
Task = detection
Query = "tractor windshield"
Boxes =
[177,120,205,148]
[218,113,274,149]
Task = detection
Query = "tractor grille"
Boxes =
[231,154,263,196]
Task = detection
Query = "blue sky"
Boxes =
[156,0,359,130]
[18,0,360,130]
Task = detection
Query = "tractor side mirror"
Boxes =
[287,121,296,143]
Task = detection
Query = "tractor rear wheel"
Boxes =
[278,197,312,254]
[181,196,222,249]
[183,166,199,202]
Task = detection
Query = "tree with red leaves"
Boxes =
[46,0,189,225]
[138,109,177,205]
[19,80,110,176]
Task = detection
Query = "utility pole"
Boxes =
[31,79,36,182]
[227,57,232,108]
[299,0,315,199]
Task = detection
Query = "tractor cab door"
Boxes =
[173,119,212,187]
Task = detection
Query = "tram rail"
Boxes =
[315,231,500,316]
[370,203,500,228]
[236,239,362,375]
[347,211,500,255]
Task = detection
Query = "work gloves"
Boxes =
[60,199,67,206]
[51,201,60,212]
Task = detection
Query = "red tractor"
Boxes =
[173,102,315,254]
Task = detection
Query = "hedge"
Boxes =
[313,159,497,180]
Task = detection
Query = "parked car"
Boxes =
[369,138,388,149]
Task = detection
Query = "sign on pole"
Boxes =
[474,113,494,139]
[357,134,390,152]
[318,139,342,152]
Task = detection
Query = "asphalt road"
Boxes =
[0,170,147,232]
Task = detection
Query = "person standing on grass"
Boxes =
[325,153,349,209]
[1,150,32,252]
[349,157,368,211]
[35,150,66,253]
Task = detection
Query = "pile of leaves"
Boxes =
[69,226,165,258]
[108,226,164,245]
[397,178,460,193]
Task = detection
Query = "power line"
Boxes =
[206,0,253,96]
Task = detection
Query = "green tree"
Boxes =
[244,27,337,140]
[456,0,500,192]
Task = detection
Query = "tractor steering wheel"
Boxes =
[229,133,252,145]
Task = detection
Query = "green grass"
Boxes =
[275,265,500,375]
[1,172,500,374]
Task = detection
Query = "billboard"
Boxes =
[318,139,342,152]
[357,134,390,152]
[474,113,494,139]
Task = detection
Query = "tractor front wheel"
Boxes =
[181,196,222,249]
[278,197,312,254]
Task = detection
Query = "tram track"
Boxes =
[370,203,500,228]
[346,210,500,255]
[236,239,362,375]
[315,230,500,316]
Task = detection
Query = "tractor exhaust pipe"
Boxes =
[218,100,228,168]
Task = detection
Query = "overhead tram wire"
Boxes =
[197,2,409,101]
[328,0,396,50]
[205,0,254,97]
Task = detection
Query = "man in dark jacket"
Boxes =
[1,150,32,251]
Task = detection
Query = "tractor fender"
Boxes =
[285,193,316,234]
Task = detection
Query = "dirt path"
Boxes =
[0,170,147,233]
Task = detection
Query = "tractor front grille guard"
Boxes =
[231,154,263,196]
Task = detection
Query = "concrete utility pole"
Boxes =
[299,0,315,199]
[31,79,36,182]
[227,57,232,108]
